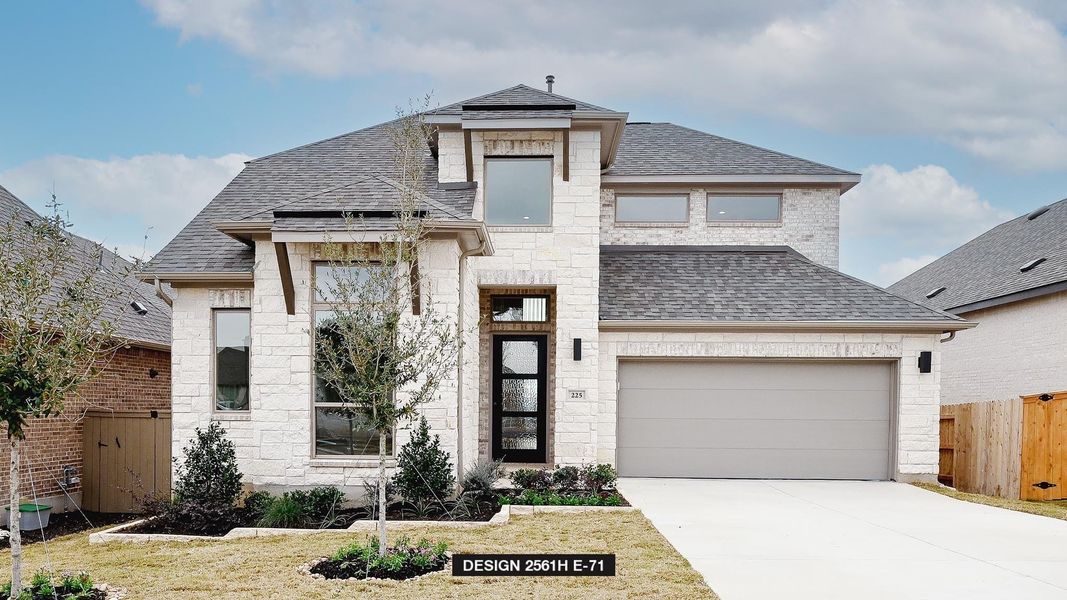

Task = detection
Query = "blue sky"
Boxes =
[3,0,1067,284]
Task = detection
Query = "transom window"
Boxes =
[615,194,689,223]
[484,157,552,225]
[707,194,781,222]
[491,296,549,322]
[311,263,394,457]
[214,309,250,411]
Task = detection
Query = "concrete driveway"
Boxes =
[618,479,1067,600]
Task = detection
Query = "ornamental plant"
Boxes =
[392,416,455,506]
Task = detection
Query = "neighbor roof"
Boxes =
[889,198,1067,314]
[600,246,964,326]
[606,123,858,178]
[0,184,171,348]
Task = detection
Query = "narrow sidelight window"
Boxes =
[707,194,781,222]
[615,194,689,223]
[484,157,552,225]
[214,309,250,411]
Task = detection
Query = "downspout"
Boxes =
[455,237,487,481]
[154,277,173,307]
[939,330,956,343]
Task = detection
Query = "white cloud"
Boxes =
[843,164,1013,246]
[141,0,1067,170]
[0,153,250,256]
[185,82,203,97]
[876,255,940,287]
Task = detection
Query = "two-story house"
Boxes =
[142,83,972,492]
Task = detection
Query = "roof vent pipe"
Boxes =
[546,74,555,93]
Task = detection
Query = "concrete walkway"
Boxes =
[618,478,1067,600]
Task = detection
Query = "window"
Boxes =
[491,296,548,322]
[214,310,250,411]
[484,158,552,225]
[707,194,781,222]
[615,195,689,223]
[312,263,393,457]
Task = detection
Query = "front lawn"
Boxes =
[0,511,717,599]
[914,483,1067,521]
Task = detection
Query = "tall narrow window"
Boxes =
[312,263,394,457]
[484,158,552,225]
[214,309,250,411]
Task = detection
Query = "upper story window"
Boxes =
[707,194,781,222]
[615,194,689,223]
[214,309,250,411]
[484,157,552,225]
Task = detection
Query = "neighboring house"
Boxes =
[142,82,970,492]
[0,185,172,517]
[890,199,1067,405]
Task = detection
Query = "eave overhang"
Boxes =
[598,319,977,333]
[601,173,862,192]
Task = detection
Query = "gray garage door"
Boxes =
[617,360,893,480]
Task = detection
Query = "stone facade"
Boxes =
[0,346,171,513]
[600,187,841,268]
[940,291,1067,405]
[598,330,942,480]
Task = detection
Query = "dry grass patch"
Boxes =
[0,511,716,599]
[915,483,1067,521]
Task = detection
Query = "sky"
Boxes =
[3,0,1067,285]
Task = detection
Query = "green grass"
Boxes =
[914,483,1067,521]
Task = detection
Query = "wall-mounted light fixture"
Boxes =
[918,351,932,373]
[573,338,582,361]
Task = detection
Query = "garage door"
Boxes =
[617,360,893,480]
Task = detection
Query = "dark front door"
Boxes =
[492,334,548,463]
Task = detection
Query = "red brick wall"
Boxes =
[0,346,171,508]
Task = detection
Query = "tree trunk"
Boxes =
[9,437,22,598]
[377,430,387,556]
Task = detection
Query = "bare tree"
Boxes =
[0,200,124,596]
[314,97,461,555]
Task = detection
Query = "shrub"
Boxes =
[313,536,449,581]
[459,458,504,500]
[361,478,397,518]
[4,570,103,600]
[580,463,617,493]
[392,417,455,505]
[500,489,624,507]
[144,498,243,536]
[173,422,243,509]
[551,465,581,491]
[257,495,309,528]
[287,486,346,524]
[242,490,274,521]
[510,468,551,491]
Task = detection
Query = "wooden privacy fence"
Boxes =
[82,410,171,513]
[940,391,1066,501]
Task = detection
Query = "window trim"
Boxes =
[483,156,554,227]
[310,261,395,460]
[706,193,783,224]
[212,308,251,413]
[490,294,551,323]
[613,193,691,225]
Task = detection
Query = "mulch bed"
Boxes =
[0,511,136,550]
[306,552,449,581]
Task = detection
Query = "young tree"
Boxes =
[314,98,461,555]
[0,201,124,595]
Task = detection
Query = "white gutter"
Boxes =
[455,236,489,480]
[598,319,977,333]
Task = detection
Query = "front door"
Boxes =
[492,334,548,463]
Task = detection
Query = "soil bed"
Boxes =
[0,511,135,550]
[307,552,449,581]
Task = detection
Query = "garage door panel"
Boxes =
[617,360,893,480]
[617,447,890,480]
[618,417,890,451]
[619,361,892,391]
[619,389,890,421]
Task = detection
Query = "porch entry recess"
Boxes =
[492,334,548,463]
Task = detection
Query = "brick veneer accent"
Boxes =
[0,346,171,508]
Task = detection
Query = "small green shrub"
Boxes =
[510,468,551,491]
[287,486,346,524]
[551,465,581,491]
[4,570,102,600]
[256,495,309,528]
[242,490,274,520]
[460,458,504,500]
[393,417,455,505]
[500,489,623,507]
[580,463,617,493]
[317,537,449,580]
[173,422,243,509]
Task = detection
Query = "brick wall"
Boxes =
[0,346,171,511]
[600,187,841,269]
[598,330,942,481]
[941,291,1067,405]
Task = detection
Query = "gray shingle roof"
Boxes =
[0,184,171,347]
[888,198,1067,313]
[606,123,858,177]
[432,84,614,115]
[600,245,962,323]
[146,120,472,274]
